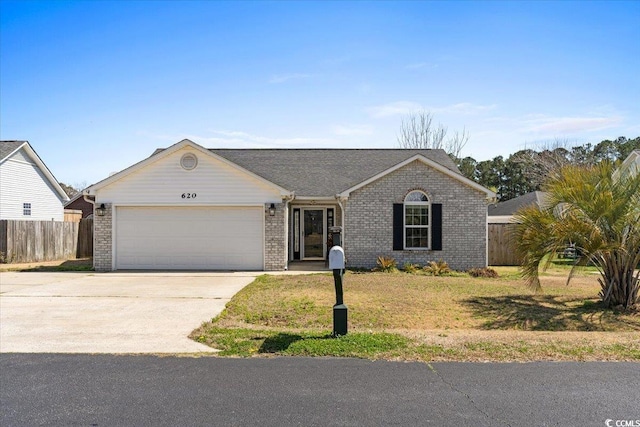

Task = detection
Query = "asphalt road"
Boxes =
[2,355,638,427]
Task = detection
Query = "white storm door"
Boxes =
[302,208,325,260]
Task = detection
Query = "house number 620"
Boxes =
[181,193,197,199]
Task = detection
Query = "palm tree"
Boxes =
[513,161,640,309]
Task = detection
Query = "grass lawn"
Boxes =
[191,266,640,362]
[0,258,94,272]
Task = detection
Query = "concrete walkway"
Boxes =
[0,271,264,354]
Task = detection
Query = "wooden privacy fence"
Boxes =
[488,223,522,266]
[77,219,93,259]
[0,219,93,263]
[64,209,83,223]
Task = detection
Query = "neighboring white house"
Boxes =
[0,141,69,221]
[613,149,640,180]
[487,191,549,223]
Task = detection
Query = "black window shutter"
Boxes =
[431,203,443,251]
[393,203,404,250]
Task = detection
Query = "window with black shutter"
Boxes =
[393,193,442,251]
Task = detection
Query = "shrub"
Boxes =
[373,256,398,273]
[423,260,451,276]
[468,267,499,278]
[402,263,420,274]
[0,251,11,264]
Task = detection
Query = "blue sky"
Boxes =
[1,1,639,187]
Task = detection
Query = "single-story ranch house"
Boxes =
[84,139,495,272]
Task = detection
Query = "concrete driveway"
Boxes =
[0,271,260,354]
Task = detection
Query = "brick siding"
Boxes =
[264,202,287,270]
[93,203,113,272]
[344,160,487,271]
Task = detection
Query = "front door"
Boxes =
[303,209,324,259]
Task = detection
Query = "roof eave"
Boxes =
[8,142,70,202]
[291,196,336,202]
[85,139,294,197]
[337,154,496,200]
[0,141,28,164]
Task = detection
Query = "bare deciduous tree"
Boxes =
[446,127,470,160]
[58,183,80,198]
[513,138,575,189]
[397,110,468,159]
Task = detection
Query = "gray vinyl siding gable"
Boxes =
[0,148,65,221]
[344,160,487,270]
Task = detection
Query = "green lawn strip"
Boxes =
[191,326,640,361]
[191,326,411,359]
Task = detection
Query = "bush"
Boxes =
[468,267,499,278]
[402,262,420,274]
[373,256,398,273]
[0,251,11,264]
[423,260,451,276]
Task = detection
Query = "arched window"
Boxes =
[404,190,430,249]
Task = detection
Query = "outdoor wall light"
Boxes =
[96,203,107,217]
[269,203,276,216]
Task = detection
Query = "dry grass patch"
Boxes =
[217,272,638,332]
[0,258,93,272]
[194,269,640,361]
[408,331,640,362]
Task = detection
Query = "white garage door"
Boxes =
[115,206,263,270]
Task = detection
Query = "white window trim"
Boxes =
[23,202,32,216]
[403,191,431,250]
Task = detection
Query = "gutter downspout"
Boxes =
[83,194,95,208]
[83,193,96,271]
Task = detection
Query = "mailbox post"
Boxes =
[328,245,347,336]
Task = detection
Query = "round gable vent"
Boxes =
[180,153,198,170]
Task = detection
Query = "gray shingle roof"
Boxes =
[0,140,27,161]
[488,191,548,216]
[209,149,461,197]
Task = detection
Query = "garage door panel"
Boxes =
[115,206,263,270]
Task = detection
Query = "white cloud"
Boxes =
[268,73,314,84]
[332,124,374,136]
[179,130,338,148]
[367,101,496,119]
[522,115,623,134]
[431,102,497,115]
[366,101,424,118]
